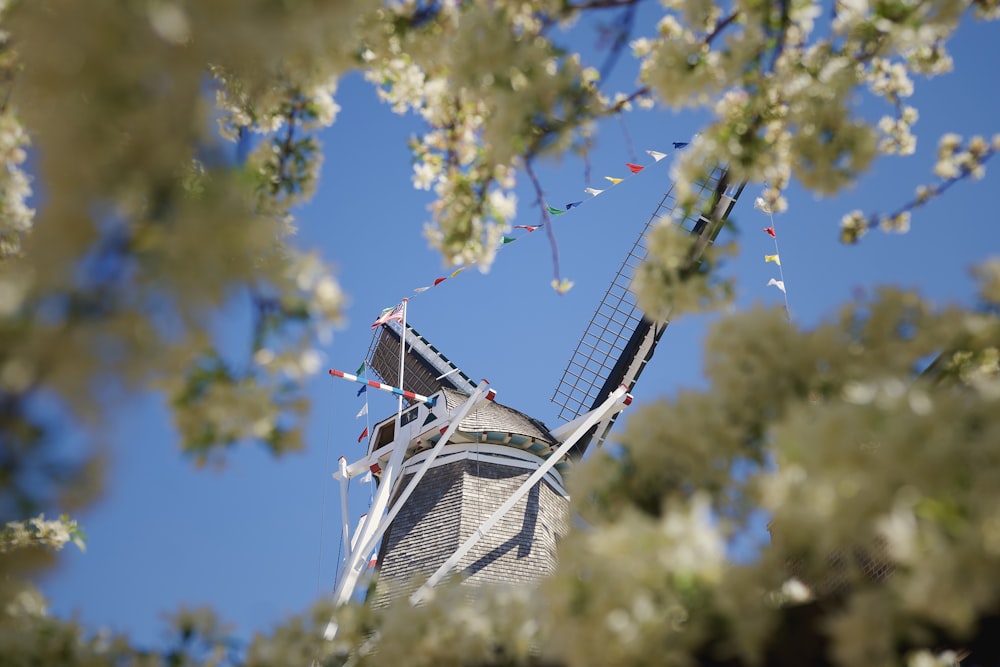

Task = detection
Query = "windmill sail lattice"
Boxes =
[551,165,744,457]
[366,321,478,399]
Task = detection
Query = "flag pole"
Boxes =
[327,298,409,615]
[396,298,408,421]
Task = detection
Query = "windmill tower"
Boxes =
[328,163,744,611]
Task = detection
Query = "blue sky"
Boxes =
[36,11,1000,649]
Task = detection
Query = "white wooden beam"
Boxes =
[348,380,494,589]
[410,385,632,604]
[337,456,350,572]
[329,380,494,609]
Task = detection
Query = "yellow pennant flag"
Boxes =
[765,254,781,266]
[551,277,575,294]
[604,176,623,185]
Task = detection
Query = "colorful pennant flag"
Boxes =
[355,403,368,419]
[367,551,378,568]
[763,227,776,238]
[765,254,781,266]
[767,278,786,293]
[371,303,404,329]
[551,277,575,294]
[382,143,700,305]
[357,426,369,443]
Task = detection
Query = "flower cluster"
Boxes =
[877,106,919,156]
[632,221,736,319]
[841,132,999,242]
[934,132,998,180]
[1,514,85,554]
[356,1,603,269]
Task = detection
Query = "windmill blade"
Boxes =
[551,165,745,458]
[366,320,478,400]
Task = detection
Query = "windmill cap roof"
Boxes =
[441,388,556,445]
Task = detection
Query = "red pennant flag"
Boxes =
[763,227,776,238]
[433,276,447,286]
[626,163,644,174]
[515,225,541,232]
[357,426,369,443]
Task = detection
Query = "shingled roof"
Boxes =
[440,388,557,446]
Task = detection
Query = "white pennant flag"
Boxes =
[767,278,786,294]
[584,187,604,196]
[360,470,372,484]
[355,403,368,419]
[646,150,668,162]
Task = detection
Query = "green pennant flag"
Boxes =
[356,361,366,375]
[546,205,566,216]
[502,236,517,244]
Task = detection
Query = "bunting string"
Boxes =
[757,198,792,320]
[363,141,693,320]
[353,360,373,447]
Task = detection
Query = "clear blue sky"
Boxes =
[36,11,1000,649]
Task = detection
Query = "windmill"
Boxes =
[326,162,744,619]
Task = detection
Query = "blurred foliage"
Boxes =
[0,0,998,665]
